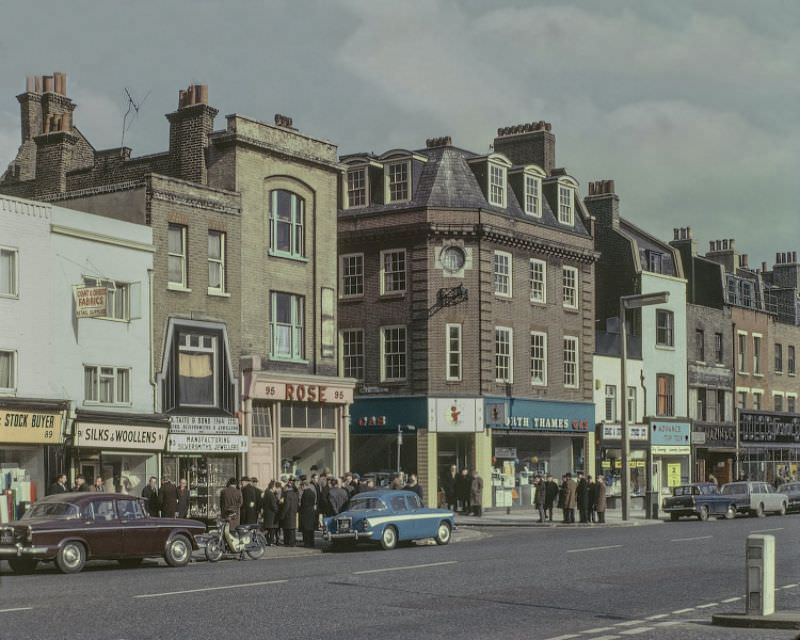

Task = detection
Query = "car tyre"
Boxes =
[165,534,191,567]
[435,521,452,545]
[670,513,680,522]
[8,558,38,574]
[779,502,787,516]
[754,503,765,518]
[56,541,86,574]
[118,558,144,569]
[698,505,709,522]
[379,526,398,551]
[724,504,736,520]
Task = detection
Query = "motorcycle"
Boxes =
[204,515,268,562]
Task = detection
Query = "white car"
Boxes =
[720,481,788,517]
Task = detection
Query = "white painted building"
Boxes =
[0,193,160,516]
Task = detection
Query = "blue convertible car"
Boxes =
[322,490,455,550]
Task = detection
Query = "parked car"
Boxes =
[662,482,736,521]
[720,481,788,517]
[0,493,206,574]
[323,490,455,550]
[777,481,800,512]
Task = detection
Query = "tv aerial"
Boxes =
[120,87,151,152]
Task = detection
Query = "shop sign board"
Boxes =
[252,378,353,404]
[650,421,691,447]
[651,445,691,455]
[488,399,594,433]
[167,434,248,453]
[169,415,239,435]
[702,425,736,448]
[0,410,63,444]
[494,447,517,459]
[428,398,484,433]
[486,403,506,426]
[601,424,648,441]
[667,463,682,487]
[739,411,800,445]
[75,423,168,451]
[691,431,706,445]
[73,285,107,318]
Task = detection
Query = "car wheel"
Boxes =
[724,504,736,520]
[754,503,765,518]
[670,513,680,522]
[379,526,398,551]
[779,502,787,516]
[435,521,452,545]
[118,558,144,569]
[698,505,709,522]
[56,541,86,574]
[8,558,38,574]
[165,534,191,567]
[204,535,223,562]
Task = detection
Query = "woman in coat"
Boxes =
[261,481,279,545]
[299,483,317,548]
[564,473,578,523]
[469,470,483,517]
[593,477,607,524]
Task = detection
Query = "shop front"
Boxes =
[739,410,800,484]
[485,398,595,508]
[244,372,355,483]
[692,424,737,486]
[162,414,247,521]
[649,419,692,496]
[596,423,649,499]
[71,410,169,496]
[0,400,69,521]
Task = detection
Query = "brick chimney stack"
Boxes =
[167,83,217,184]
[771,249,800,289]
[492,121,555,175]
[706,238,740,274]
[584,179,619,230]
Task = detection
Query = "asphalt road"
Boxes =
[1,515,800,640]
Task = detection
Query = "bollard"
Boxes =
[746,534,775,616]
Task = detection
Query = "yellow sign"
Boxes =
[667,463,682,487]
[0,410,63,444]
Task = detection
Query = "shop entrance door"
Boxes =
[81,463,98,485]
[437,434,472,482]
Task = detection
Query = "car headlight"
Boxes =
[361,519,371,531]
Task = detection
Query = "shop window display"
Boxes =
[162,455,237,521]
[0,448,43,521]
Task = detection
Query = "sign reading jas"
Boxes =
[75,423,168,451]
[0,409,63,444]
[167,434,248,453]
[169,415,239,435]
[428,398,484,433]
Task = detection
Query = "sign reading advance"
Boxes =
[650,421,691,447]
[169,415,239,435]
[168,434,248,453]
[740,411,800,444]
[0,410,63,444]
[75,423,167,451]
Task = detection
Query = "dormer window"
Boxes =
[558,184,574,225]
[346,168,368,208]
[386,161,410,203]
[524,174,541,217]
[489,163,506,207]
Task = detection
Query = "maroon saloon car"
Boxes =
[0,492,206,574]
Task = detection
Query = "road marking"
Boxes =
[780,583,798,590]
[0,607,33,613]
[670,535,712,542]
[581,627,615,633]
[541,635,580,640]
[750,527,784,533]
[353,560,458,575]
[721,596,742,603]
[654,620,681,627]
[645,613,669,620]
[696,602,718,609]
[614,620,645,627]
[619,629,652,636]
[592,636,622,640]
[672,607,694,614]
[566,544,623,554]
[134,579,288,598]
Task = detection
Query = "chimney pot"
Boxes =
[53,72,62,95]
[42,76,54,93]
[673,228,679,240]
[730,239,735,250]
[742,254,749,268]
[196,84,208,104]
[793,251,797,263]
[35,76,42,93]
[25,76,35,93]
[762,261,767,272]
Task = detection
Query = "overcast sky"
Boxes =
[1,0,797,264]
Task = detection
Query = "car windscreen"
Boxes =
[347,497,387,511]
[22,502,81,520]
[672,486,691,496]
[721,484,745,495]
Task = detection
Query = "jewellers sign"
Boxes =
[169,415,239,435]
[73,285,107,318]
[168,434,248,453]
[75,423,168,451]
[740,411,800,444]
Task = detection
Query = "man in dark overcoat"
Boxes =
[299,482,317,548]
[160,478,178,518]
[262,482,279,545]
[278,480,299,547]
[576,472,589,523]
[176,478,190,518]
[544,474,559,522]
[220,477,243,529]
[142,476,160,516]
[240,476,261,525]
[441,465,458,511]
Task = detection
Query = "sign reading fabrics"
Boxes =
[169,415,239,435]
[0,410,63,444]
[168,434,248,453]
[73,285,107,318]
[75,423,168,451]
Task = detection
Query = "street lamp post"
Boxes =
[620,291,670,521]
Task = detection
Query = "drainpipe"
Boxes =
[148,268,157,413]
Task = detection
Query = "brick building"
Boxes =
[338,124,597,507]
[587,181,691,498]
[0,73,354,514]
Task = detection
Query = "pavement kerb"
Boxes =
[454,519,662,528]
[711,611,800,630]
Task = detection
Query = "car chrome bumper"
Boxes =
[0,544,50,557]
[322,531,374,541]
